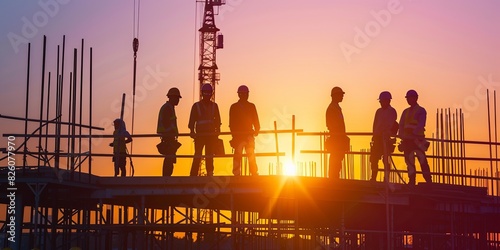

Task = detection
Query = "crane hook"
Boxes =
[133,38,139,54]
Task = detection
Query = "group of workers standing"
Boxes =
[155,84,260,177]
[111,84,432,185]
[111,84,259,177]
[327,87,432,185]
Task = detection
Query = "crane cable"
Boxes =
[130,0,140,176]
[193,1,200,103]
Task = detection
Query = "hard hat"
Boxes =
[331,86,345,96]
[201,84,213,95]
[167,87,182,98]
[405,89,418,98]
[237,85,249,93]
[378,91,392,100]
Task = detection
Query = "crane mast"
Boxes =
[198,0,224,101]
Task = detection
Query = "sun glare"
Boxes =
[283,160,297,176]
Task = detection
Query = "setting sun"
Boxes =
[283,159,298,176]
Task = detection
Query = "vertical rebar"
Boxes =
[23,43,31,169]
[55,35,66,171]
[55,46,61,170]
[447,108,453,184]
[45,74,51,156]
[434,110,439,181]
[274,121,280,175]
[447,108,455,184]
[292,115,295,164]
[67,72,72,171]
[89,47,93,178]
[79,39,84,176]
[322,133,327,178]
[460,110,466,185]
[455,109,462,185]
[494,90,498,196]
[440,109,445,183]
[487,89,494,194]
[71,48,78,176]
[452,110,457,184]
[39,35,47,168]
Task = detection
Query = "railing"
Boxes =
[2,118,500,196]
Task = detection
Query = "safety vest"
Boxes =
[157,102,178,134]
[403,105,424,136]
[195,102,216,126]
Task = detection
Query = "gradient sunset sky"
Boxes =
[1,0,499,176]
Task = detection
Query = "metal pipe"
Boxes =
[0,114,103,130]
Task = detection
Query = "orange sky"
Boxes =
[1,0,499,177]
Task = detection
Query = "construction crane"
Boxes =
[198,0,224,101]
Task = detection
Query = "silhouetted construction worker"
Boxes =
[229,85,260,176]
[326,86,349,180]
[109,119,132,177]
[398,89,432,185]
[370,91,397,182]
[157,87,182,176]
[189,84,221,176]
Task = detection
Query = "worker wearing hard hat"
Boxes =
[398,89,432,185]
[369,91,398,182]
[325,86,350,180]
[109,118,132,177]
[188,84,222,176]
[229,85,261,176]
[157,87,182,176]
